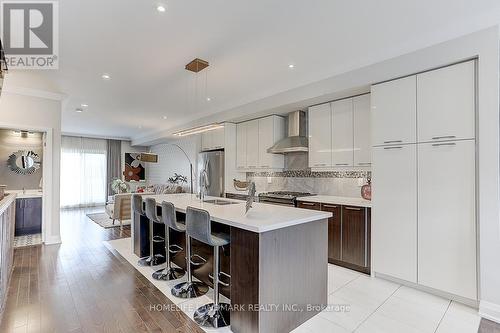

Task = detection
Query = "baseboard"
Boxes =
[374,272,479,308]
[479,301,500,324]
[44,235,62,245]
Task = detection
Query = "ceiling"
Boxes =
[9,0,500,142]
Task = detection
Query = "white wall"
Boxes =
[0,87,63,245]
[148,135,201,192]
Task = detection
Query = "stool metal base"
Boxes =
[193,303,231,328]
[137,254,166,267]
[152,267,185,281]
[171,281,209,299]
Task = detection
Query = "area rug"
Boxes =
[87,213,131,228]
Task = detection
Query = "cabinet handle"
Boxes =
[323,205,338,209]
[357,162,371,166]
[260,165,270,168]
[383,146,403,150]
[248,165,257,168]
[432,142,456,147]
[432,135,456,140]
[383,140,402,144]
[345,207,362,211]
[301,202,316,206]
[335,163,349,166]
[314,163,327,166]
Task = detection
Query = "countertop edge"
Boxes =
[0,194,17,215]
[297,195,372,208]
[144,194,332,233]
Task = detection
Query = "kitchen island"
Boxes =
[133,193,331,333]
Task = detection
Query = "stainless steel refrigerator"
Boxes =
[198,150,225,198]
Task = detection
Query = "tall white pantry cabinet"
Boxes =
[371,60,477,301]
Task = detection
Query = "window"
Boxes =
[60,136,107,208]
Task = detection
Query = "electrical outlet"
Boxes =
[267,176,272,184]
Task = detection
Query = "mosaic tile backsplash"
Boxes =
[246,170,371,198]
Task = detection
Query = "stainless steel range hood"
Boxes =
[267,111,309,154]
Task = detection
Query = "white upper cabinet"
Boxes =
[236,122,247,170]
[353,94,371,166]
[236,116,285,171]
[246,119,260,169]
[331,99,354,167]
[201,126,225,151]
[372,144,418,283]
[371,76,417,146]
[308,103,332,168]
[258,116,285,169]
[211,127,225,149]
[417,61,475,142]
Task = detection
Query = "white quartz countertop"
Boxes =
[0,193,16,215]
[141,193,331,233]
[6,190,43,199]
[297,195,372,208]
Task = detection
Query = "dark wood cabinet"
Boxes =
[342,206,366,268]
[298,200,371,274]
[15,198,42,236]
[297,201,321,210]
[321,204,341,261]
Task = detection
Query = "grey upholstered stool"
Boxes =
[132,194,150,266]
[137,197,165,266]
[147,200,186,280]
[171,207,210,299]
[176,207,231,328]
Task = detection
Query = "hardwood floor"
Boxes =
[0,207,204,333]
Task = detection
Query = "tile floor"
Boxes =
[107,238,481,333]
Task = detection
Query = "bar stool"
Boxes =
[138,197,165,266]
[180,207,231,328]
[171,206,210,299]
[148,200,185,280]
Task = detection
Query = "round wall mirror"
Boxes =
[7,150,41,175]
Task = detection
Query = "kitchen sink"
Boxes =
[203,199,241,205]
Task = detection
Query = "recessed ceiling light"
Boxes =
[288,64,295,69]
[138,125,143,129]
[162,116,167,120]
[156,4,166,12]
[206,97,211,102]
[101,73,111,80]
[76,108,83,113]
[81,103,88,107]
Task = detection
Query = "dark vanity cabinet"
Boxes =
[15,198,42,236]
